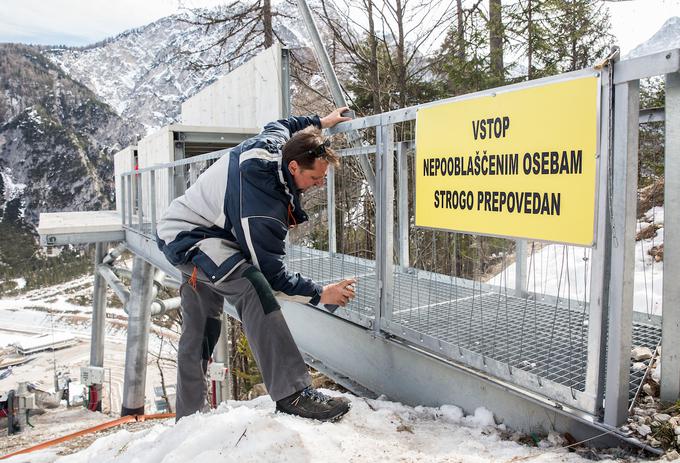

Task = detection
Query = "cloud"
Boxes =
[0,0,223,46]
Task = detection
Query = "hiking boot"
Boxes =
[276,387,350,422]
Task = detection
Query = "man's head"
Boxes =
[282,127,340,193]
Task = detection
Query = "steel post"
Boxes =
[281,47,291,118]
[120,174,127,225]
[296,0,375,194]
[134,173,142,232]
[327,164,336,254]
[89,242,108,411]
[661,71,680,401]
[514,240,527,296]
[173,141,186,197]
[150,170,157,236]
[213,312,231,404]
[397,142,410,268]
[121,256,155,416]
[376,124,395,331]
[587,70,613,417]
[126,175,133,227]
[604,79,640,426]
[167,167,175,206]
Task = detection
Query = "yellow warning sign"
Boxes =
[415,75,599,246]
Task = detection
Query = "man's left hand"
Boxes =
[320,107,353,129]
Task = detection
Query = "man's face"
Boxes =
[288,158,329,193]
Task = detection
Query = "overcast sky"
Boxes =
[0,0,679,54]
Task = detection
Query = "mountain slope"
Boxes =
[0,44,143,281]
[0,44,141,224]
[44,3,316,132]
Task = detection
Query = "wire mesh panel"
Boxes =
[285,129,378,327]
[353,107,612,412]
[123,151,225,240]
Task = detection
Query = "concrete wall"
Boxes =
[131,44,286,223]
[181,43,284,129]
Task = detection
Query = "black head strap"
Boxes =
[305,139,331,157]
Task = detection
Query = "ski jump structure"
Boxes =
[38,39,680,449]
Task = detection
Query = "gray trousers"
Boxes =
[175,263,311,421]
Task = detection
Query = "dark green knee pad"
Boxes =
[202,317,222,361]
[243,267,281,315]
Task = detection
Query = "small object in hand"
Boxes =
[340,109,355,119]
[324,304,339,313]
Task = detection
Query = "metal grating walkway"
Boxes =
[286,246,661,405]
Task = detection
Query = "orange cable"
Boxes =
[0,413,175,460]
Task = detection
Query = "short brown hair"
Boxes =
[282,126,340,169]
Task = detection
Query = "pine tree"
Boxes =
[436,1,497,95]
[506,0,560,80]
[544,0,613,72]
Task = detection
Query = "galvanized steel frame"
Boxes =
[116,48,680,425]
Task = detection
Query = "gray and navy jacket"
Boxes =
[156,115,323,304]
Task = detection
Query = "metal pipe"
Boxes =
[327,165,336,254]
[112,267,132,280]
[102,243,127,265]
[296,0,376,194]
[212,312,231,405]
[661,70,680,401]
[97,264,130,306]
[114,266,179,291]
[97,265,179,317]
[152,297,181,317]
[121,256,155,416]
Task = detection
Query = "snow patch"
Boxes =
[1,169,27,201]
[6,395,613,463]
[489,206,665,315]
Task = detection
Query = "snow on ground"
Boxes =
[4,394,620,463]
[0,275,97,315]
[489,207,664,316]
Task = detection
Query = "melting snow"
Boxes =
[3,395,616,463]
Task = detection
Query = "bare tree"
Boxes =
[317,0,454,113]
[177,0,279,71]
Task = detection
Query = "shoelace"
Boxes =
[292,387,331,405]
